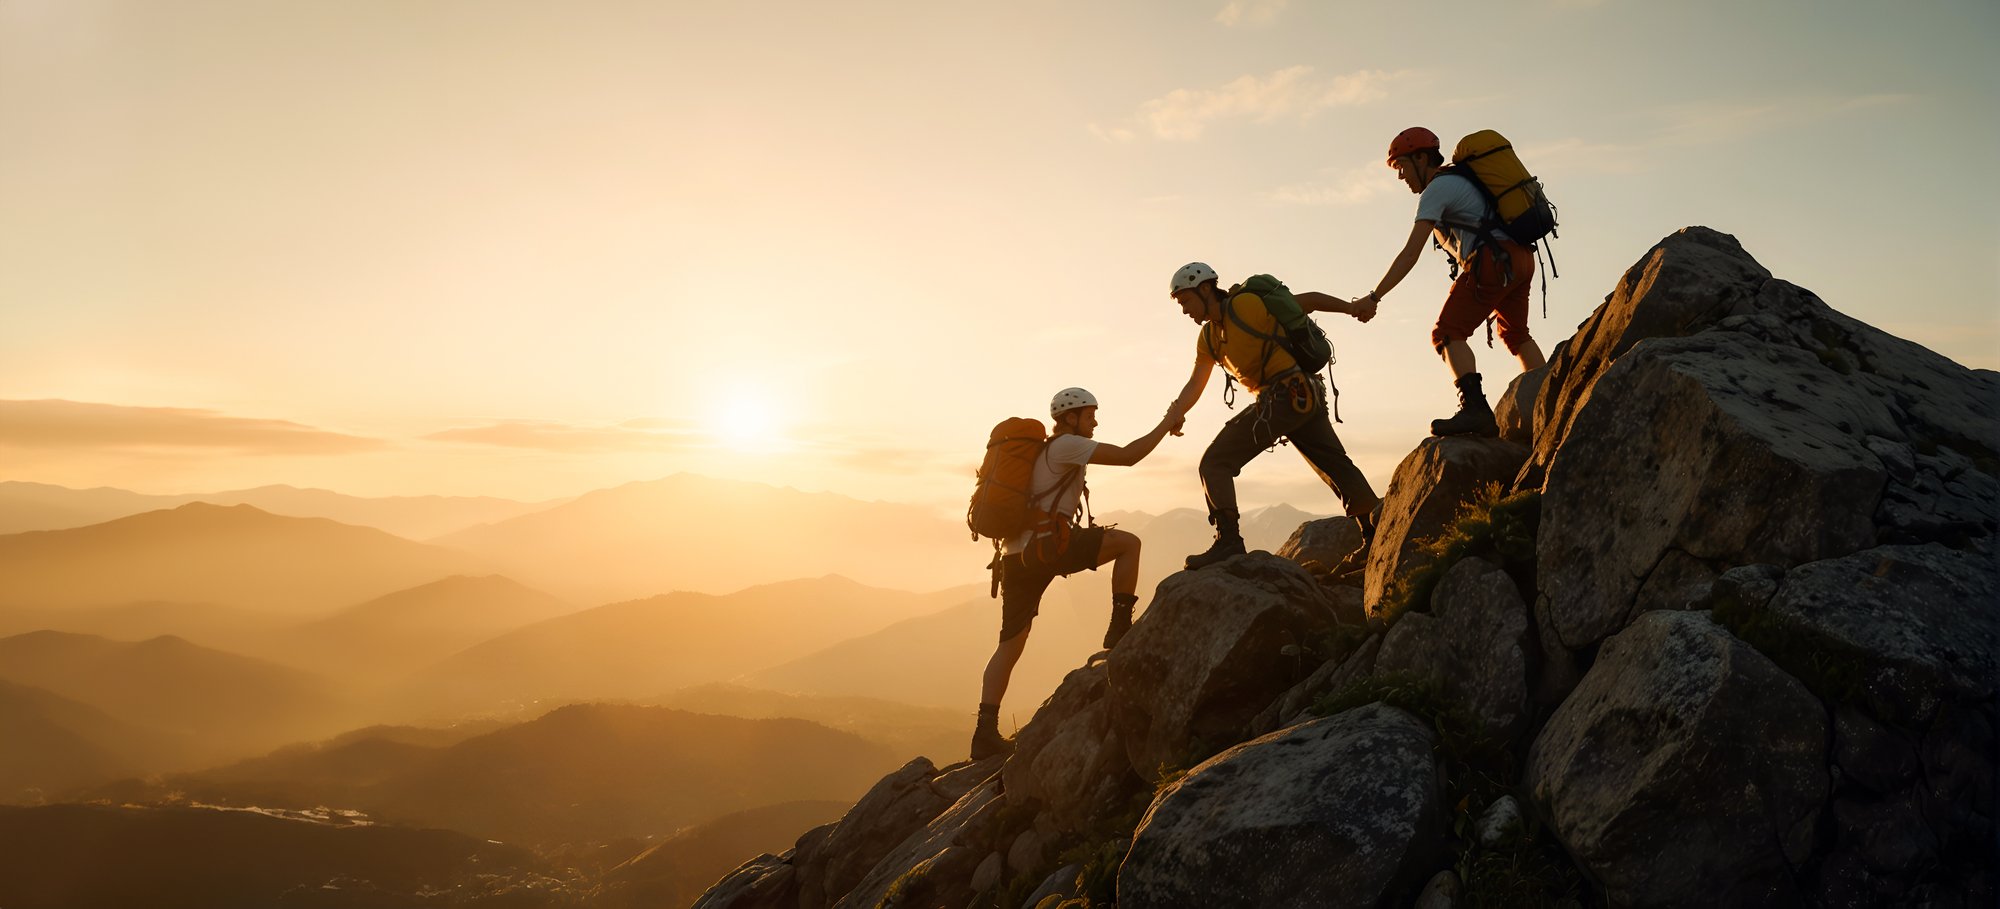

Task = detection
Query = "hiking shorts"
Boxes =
[1433,239,1536,355]
[997,525,1108,642]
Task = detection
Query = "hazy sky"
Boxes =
[3,0,1995,516]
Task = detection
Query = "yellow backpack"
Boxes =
[1444,129,1558,247]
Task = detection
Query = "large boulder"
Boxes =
[690,852,797,909]
[789,756,966,908]
[1107,553,1341,777]
[1275,516,1364,573]
[1716,543,1998,727]
[834,776,1006,909]
[1529,229,1997,652]
[1119,703,1445,909]
[1000,663,1140,837]
[1528,610,1828,908]
[1536,329,1890,648]
[1363,436,1529,611]
[1521,226,1775,488]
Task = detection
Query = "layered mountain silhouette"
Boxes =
[0,679,187,801]
[0,480,553,538]
[433,474,980,601]
[0,503,489,613]
[0,631,354,768]
[107,703,902,848]
[286,574,574,684]
[393,575,975,719]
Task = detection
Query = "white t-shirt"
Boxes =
[1414,172,1495,268]
[1003,433,1097,554]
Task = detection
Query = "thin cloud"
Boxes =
[0,399,384,453]
[1653,92,1915,147]
[1096,67,1406,142]
[1216,0,1289,27]
[1267,163,1399,206]
[425,419,707,453]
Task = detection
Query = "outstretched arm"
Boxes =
[1090,414,1176,466]
[1297,291,1372,323]
[1360,220,1434,308]
[1163,349,1216,436]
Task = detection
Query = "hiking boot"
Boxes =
[1185,509,1245,570]
[969,704,1014,761]
[1430,372,1498,437]
[1103,593,1137,649]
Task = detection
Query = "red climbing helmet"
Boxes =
[1386,127,1440,165]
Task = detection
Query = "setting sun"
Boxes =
[710,387,789,452]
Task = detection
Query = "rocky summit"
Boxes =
[693,228,1998,908]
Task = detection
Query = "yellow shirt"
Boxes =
[1197,292,1297,393]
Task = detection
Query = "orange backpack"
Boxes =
[967,417,1048,541]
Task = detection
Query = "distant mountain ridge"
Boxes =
[393,575,978,720]
[0,502,491,613]
[433,473,982,601]
[0,480,555,538]
[0,630,355,767]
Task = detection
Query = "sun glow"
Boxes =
[710,388,790,452]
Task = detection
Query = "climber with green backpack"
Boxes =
[1358,127,1556,437]
[1165,262,1383,570]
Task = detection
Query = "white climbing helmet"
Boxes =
[1050,387,1098,419]
[1170,261,1218,295]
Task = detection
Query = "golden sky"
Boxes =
[3,0,1995,515]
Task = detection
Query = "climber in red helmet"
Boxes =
[1357,126,1546,436]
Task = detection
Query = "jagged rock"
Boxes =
[1247,630,1381,736]
[1536,330,1892,649]
[690,851,796,909]
[1529,230,1997,652]
[1000,663,1139,837]
[1494,363,1548,446]
[1521,226,1775,489]
[835,777,1006,909]
[969,851,1003,893]
[1364,436,1529,612]
[791,756,961,908]
[1724,543,1999,727]
[1276,516,1364,573]
[1107,553,1340,777]
[1528,610,1827,908]
[1120,703,1445,909]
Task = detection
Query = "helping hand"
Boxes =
[1350,295,1378,323]
[1164,409,1186,437]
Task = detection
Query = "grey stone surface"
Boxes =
[1120,703,1445,909]
[834,777,1006,909]
[1364,436,1529,612]
[1276,516,1365,573]
[1107,552,1340,777]
[1528,610,1827,908]
[1000,662,1138,837]
[1495,364,1548,447]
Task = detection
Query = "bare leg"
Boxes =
[1515,338,1546,371]
[1441,337,1477,379]
[1096,528,1141,597]
[980,628,1030,706]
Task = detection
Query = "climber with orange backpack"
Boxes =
[1165,262,1383,571]
[963,387,1177,760]
[1357,127,1557,437]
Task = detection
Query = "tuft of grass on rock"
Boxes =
[1377,487,1541,627]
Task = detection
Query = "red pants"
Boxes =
[1432,239,1535,354]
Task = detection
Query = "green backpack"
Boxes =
[1226,274,1333,372]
